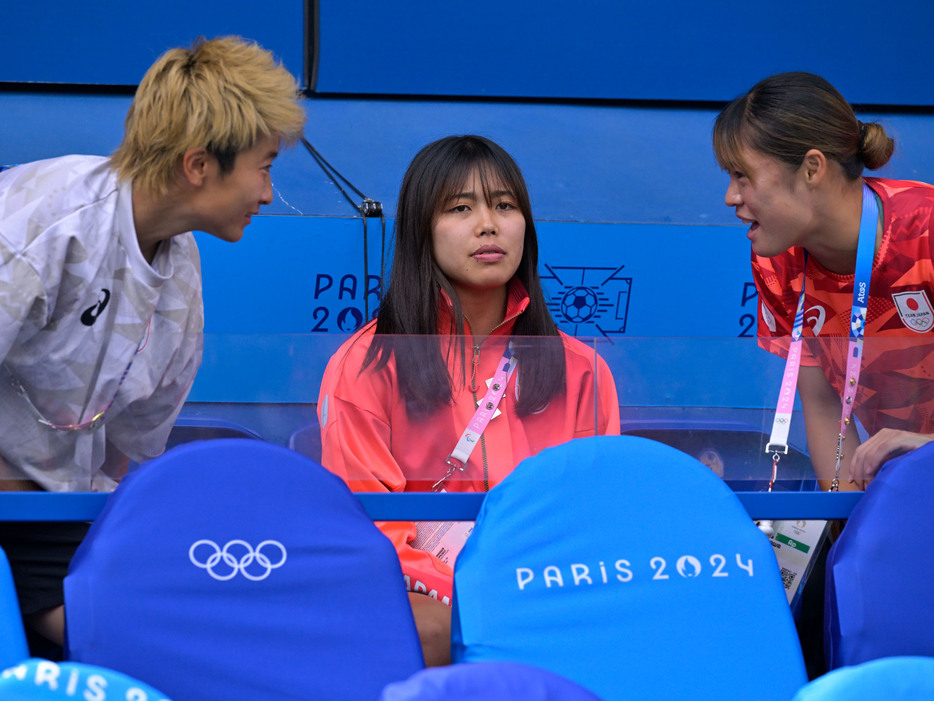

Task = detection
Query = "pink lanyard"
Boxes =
[433,341,517,492]
[766,183,878,491]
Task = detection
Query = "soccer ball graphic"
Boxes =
[560,286,599,323]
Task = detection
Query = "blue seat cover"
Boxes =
[380,661,602,701]
[825,442,934,669]
[452,435,805,701]
[792,656,934,700]
[0,658,170,700]
[65,439,423,700]
[0,546,28,670]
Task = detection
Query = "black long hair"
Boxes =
[363,135,565,418]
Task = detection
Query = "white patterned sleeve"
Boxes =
[0,234,46,364]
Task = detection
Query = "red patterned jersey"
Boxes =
[754,178,934,435]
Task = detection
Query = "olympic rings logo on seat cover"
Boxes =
[188,540,287,581]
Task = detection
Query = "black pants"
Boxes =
[0,520,91,657]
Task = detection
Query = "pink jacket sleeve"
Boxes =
[318,339,457,604]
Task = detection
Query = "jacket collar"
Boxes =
[438,278,530,336]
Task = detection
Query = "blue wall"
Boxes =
[0,2,304,87]
[315,1,934,106]
[7,1,932,105]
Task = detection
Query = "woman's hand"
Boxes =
[849,429,934,488]
[407,592,452,667]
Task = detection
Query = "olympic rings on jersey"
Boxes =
[188,539,287,581]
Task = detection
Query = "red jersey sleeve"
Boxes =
[752,249,817,366]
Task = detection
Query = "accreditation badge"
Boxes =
[411,520,475,568]
[767,519,830,616]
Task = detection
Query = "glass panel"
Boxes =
[601,336,814,492]
[313,334,609,489]
[5,333,929,497]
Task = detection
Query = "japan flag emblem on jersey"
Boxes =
[893,290,934,333]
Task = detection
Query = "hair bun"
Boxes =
[858,121,895,171]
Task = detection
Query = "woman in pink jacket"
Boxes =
[318,135,620,665]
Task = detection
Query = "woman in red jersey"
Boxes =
[317,135,620,665]
[714,72,934,491]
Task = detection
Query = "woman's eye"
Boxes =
[496,201,516,210]
[450,204,469,213]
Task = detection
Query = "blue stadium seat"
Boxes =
[0,658,171,700]
[451,435,806,701]
[0,547,28,670]
[824,443,934,669]
[380,661,602,701]
[791,656,934,700]
[65,439,424,700]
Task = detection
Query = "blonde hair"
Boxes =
[714,72,893,181]
[112,36,306,194]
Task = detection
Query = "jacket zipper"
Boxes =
[464,307,523,493]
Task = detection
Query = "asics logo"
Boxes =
[189,539,287,581]
[805,305,826,335]
[81,288,111,326]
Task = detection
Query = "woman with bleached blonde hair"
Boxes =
[0,35,305,651]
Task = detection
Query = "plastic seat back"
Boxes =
[164,416,263,447]
[126,416,263,472]
[452,435,805,701]
[65,439,424,700]
[287,419,322,463]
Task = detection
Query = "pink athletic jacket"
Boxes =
[317,279,620,604]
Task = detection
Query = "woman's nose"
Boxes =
[476,205,496,234]
[724,180,742,207]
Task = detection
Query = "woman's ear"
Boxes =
[801,148,828,187]
[179,147,211,187]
